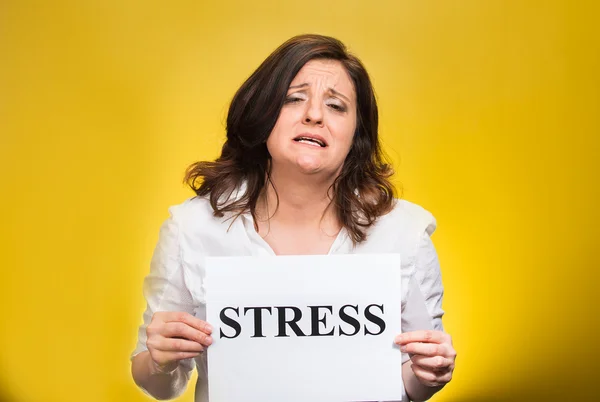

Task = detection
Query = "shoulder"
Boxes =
[169,195,212,215]
[355,198,436,255]
[376,198,437,238]
[166,196,225,231]
[164,195,249,257]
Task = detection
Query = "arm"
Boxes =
[131,311,211,400]
[402,360,444,402]
[399,329,455,401]
[130,206,209,398]
[397,214,456,401]
[131,350,193,400]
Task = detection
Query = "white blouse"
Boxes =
[131,196,445,402]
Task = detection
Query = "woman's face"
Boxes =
[266,59,357,178]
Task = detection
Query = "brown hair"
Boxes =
[184,34,395,244]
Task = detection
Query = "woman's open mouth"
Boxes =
[293,135,327,148]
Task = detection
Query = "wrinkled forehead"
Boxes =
[289,59,356,101]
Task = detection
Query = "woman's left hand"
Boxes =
[395,330,456,387]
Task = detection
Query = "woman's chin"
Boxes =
[295,155,324,174]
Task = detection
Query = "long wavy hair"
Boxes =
[184,34,396,244]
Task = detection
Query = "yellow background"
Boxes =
[1,1,598,401]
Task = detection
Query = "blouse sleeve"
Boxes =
[130,206,197,373]
[401,216,445,363]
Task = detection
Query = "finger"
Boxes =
[395,330,449,345]
[151,350,201,367]
[412,362,453,386]
[164,321,213,347]
[147,331,204,354]
[164,312,213,335]
[410,362,442,387]
[158,336,206,354]
[411,355,454,372]
[401,342,448,357]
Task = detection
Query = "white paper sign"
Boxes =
[205,254,403,402]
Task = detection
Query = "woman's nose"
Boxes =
[303,99,324,126]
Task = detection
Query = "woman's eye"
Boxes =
[284,96,303,104]
[327,103,346,112]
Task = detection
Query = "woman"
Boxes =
[131,34,456,402]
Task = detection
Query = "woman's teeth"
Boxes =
[294,137,325,147]
[298,139,322,147]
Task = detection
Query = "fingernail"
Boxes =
[206,336,213,345]
[206,324,213,332]
[400,345,407,352]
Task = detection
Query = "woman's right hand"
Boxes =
[146,311,213,374]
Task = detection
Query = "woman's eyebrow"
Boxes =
[288,83,309,90]
[288,83,351,102]
[329,88,350,102]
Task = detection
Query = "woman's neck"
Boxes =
[257,167,338,229]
